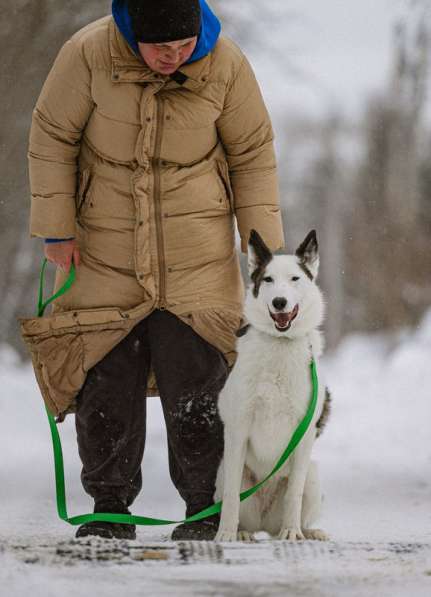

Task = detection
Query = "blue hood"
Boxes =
[112,0,221,64]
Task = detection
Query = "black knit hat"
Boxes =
[127,0,202,44]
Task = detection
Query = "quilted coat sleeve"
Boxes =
[216,55,285,253]
[28,38,95,239]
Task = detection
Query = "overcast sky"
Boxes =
[246,0,415,122]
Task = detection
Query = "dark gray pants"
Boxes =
[75,309,228,517]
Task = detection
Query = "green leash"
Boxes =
[38,258,76,319]
[38,258,319,527]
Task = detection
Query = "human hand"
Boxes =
[44,240,80,273]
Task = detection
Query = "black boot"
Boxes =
[171,513,220,541]
[75,499,136,540]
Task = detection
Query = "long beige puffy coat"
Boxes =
[21,16,285,416]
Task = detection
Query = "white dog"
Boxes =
[214,229,331,542]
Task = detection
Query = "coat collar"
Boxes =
[108,18,211,91]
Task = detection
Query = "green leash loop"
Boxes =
[38,259,319,527]
[38,258,76,317]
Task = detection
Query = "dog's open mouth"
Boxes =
[269,304,299,332]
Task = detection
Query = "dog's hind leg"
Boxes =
[301,461,329,541]
[238,499,261,541]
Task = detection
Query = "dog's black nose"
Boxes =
[272,297,287,311]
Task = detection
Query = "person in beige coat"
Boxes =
[24,0,284,540]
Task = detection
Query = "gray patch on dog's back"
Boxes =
[316,387,331,437]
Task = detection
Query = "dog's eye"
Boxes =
[263,276,274,283]
[291,276,300,282]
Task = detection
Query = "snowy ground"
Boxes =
[1,310,431,596]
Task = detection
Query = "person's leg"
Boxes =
[148,309,229,539]
[74,318,150,539]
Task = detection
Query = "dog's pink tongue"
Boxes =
[274,313,290,327]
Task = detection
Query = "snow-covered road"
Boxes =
[1,310,431,596]
[2,532,431,597]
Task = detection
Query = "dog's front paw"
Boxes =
[215,528,239,542]
[303,528,329,541]
[278,527,305,541]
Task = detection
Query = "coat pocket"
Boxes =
[76,167,94,217]
[216,160,234,213]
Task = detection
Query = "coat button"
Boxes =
[146,117,151,122]
[139,221,144,226]
[113,73,119,80]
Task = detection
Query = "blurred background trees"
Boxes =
[1,0,430,357]
[0,0,111,353]
[344,2,431,337]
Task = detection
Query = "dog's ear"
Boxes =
[248,229,273,277]
[295,230,319,280]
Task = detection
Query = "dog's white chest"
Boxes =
[243,334,313,466]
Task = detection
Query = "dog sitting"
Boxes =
[214,229,330,542]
